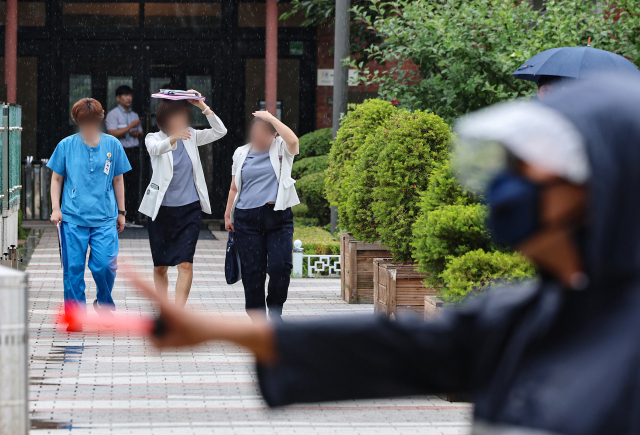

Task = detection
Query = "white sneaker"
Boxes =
[125,221,144,228]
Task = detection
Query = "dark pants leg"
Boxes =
[234,207,268,313]
[234,205,294,316]
[264,207,294,317]
[123,146,140,220]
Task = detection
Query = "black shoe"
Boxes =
[93,299,115,326]
[269,312,284,323]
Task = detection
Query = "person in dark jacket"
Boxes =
[135,75,640,435]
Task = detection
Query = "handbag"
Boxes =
[225,232,242,284]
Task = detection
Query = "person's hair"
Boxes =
[251,117,277,134]
[115,85,133,97]
[155,99,192,132]
[71,98,105,124]
[538,75,562,88]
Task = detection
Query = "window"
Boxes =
[107,77,133,112]
[63,3,139,28]
[0,2,46,26]
[144,3,221,28]
[69,75,92,125]
[186,75,212,126]
[238,2,305,27]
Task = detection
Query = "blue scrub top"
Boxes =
[47,133,132,228]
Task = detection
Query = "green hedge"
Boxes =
[371,110,451,262]
[412,204,493,283]
[296,170,330,225]
[441,249,536,302]
[298,128,333,160]
[325,99,396,227]
[292,155,330,179]
[293,226,339,255]
[421,160,478,213]
[344,124,387,243]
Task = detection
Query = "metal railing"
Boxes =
[22,157,51,220]
[292,239,341,278]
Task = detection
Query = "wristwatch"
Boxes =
[118,210,127,216]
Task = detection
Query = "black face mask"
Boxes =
[485,171,541,247]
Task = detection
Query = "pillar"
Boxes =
[4,0,18,104]
[265,0,278,116]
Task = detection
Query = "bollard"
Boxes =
[0,266,29,435]
[292,239,303,278]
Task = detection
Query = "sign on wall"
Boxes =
[317,69,360,87]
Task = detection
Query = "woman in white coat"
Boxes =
[139,90,227,308]
[224,111,299,321]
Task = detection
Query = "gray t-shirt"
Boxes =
[236,150,279,210]
[161,140,200,207]
[105,106,142,149]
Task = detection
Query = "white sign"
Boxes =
[317,69,360,87]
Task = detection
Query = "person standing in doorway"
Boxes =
[139,91,227,309]
[224,111,300,322]
[105,85,144,227]
[49,98,131,332]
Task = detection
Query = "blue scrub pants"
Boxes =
[60,222,118,312]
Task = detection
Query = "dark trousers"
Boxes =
[234,204,294,316]
[123,146,140,220]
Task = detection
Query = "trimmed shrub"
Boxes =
[293,226,340,255]
[325,99,396,227]
[441,249,536,302]
[421,160,478,213]
[292,203,309,218]
[296,171,330,225]
[344,124,387,243]
[412,204,493,282]
[371,110,451,262]
[292,155,330,179]
[298,128,333,160]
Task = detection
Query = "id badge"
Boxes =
[104,159,111,175]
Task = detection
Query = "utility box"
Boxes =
[0,265,29,435]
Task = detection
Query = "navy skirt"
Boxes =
[147,201,202,267]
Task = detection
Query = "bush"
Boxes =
[298,128,333,160]
[441,249,536,302]
[293,226,340,255]
[292,155,330,179]
[371,110,451,262]
[412,204,493,283]
[325,99,396,227]
[421,160,478,213]
[344,124,387,242]
[296,170,330,225]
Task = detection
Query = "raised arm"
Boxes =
[253,111,299,155]
[145,130,190,156]
[184,89,228,146]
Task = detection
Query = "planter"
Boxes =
[424,295,444,321]
[340,233,392,304]
[373,259,436,319]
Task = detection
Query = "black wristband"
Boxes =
[118,210,127,216]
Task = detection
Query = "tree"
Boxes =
[352,0,640,123]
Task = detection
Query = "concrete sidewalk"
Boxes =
[27,229,472,434]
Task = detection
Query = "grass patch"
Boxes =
[293,226,339,255]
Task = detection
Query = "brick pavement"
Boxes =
[28,229,472,435]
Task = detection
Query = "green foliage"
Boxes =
[297,170,330,225]
[280,0,391,65]
[325,99,396,230]
[412,204,493,282]
[371,110,451,262]
[441,249,536,302]
[298,128,333,160]
[422,160,478,213]
[344,124,387,243]
[18,210,29,240]
[292,203,309,218]
[292,155,330,179]
[293,226,339,255]
[353,0,640,123]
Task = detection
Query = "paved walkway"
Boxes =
[27,229,472,435]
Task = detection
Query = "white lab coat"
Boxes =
[138,114,227,220]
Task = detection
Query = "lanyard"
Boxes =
[117,105,132,125]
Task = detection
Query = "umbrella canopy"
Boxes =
[512,46,640,83]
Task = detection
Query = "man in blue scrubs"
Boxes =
[48,98,131,332]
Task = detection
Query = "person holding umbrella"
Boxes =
[133,74,640,434]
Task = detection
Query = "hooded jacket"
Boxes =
[256,76,640,435]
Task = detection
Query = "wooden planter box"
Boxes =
[424,296,444,321]
[340,233,392,304]
[373,259,436,319]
